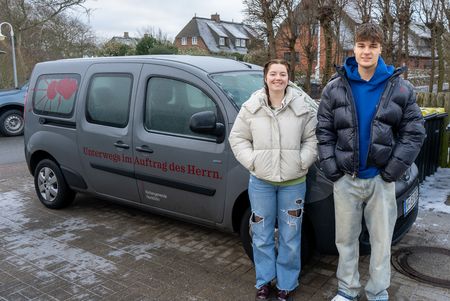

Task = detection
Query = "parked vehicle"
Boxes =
[24,55,420,261]
[0,82,28,136]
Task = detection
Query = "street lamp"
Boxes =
[0,22,18,88]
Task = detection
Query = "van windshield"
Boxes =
[210,71,263,108]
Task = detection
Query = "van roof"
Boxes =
[37,55,262,74]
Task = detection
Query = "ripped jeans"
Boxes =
[248,175,305,291]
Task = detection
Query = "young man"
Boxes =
[316,22,426,301]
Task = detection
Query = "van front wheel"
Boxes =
[34,159,75,209]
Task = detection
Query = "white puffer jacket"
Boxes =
[229,85,318,182]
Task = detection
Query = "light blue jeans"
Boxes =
[248,175,305,291]
[333,174,397,301]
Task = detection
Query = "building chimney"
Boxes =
[211,13,220,22]
[124,32,129,38]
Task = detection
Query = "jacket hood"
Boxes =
[243,84,308,116]
[343,56,395,85]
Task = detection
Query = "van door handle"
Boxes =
[114,141,130,149]
[136,145,154,153]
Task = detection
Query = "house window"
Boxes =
[219,37,225,46]
[235,39,240,47]
[241,39,246,47]
[283,52,300,63]
[181,37,187,45]
[192,36,197,45]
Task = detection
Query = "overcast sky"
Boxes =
[79,0,247,41]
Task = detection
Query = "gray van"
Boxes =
[24,55,420,261]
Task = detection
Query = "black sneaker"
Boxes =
[255,284,271,300]
[277,289,291,301]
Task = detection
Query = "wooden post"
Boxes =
[439,92,450,168]
[431,93,438,107]
[445,93,450,113]
[439,114,449,168]
[416,92,424,106]
[437,92,445,107]
[422,92,431,107]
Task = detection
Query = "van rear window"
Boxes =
[32,74,80,117]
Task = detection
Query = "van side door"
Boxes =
[133,64,228,223]
[77,63,142,202]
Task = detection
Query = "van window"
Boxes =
[210,71,263,108]
[33,74,80,117]
[86,74,132,127]
[145,77,217,138]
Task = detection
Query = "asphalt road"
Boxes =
[0,135,25,164]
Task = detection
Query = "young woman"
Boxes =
[229,59,318,301]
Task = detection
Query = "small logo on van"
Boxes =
[144,190,167,202]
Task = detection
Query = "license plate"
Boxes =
[403,187,419,216]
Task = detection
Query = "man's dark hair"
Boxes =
[355,22,384,44]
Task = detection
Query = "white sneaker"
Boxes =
[331,295,356,301]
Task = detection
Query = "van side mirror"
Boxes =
[189,111,225,142]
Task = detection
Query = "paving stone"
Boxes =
[0,162,450,300]
[6,292,28,301]
[15,286,43,299]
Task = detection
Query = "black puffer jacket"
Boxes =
[316,66,426,182]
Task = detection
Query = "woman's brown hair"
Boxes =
[263,59,290,106]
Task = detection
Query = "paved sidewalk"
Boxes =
[0,162,449,300]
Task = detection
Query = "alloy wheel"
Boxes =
[37,167,58,202]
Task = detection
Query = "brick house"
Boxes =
[175,14,257,55]
[275,0,433,76]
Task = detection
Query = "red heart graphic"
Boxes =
[46,80,58,100]
[56,78,78,100]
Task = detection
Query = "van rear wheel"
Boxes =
[239,207,314,266]
[34,159,75,209]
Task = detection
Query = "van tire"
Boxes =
[239,207,314,266]
[240,208,253,261]
[0,109,24,136]
[34,159,75,209]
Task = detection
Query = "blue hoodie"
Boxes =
[344,56,395,179]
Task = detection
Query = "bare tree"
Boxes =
[440,0,450,86]
[138,26,172,44]
[330,0,348,66]
[299,1,319,93]
[243,0,283,59]
[279,0,302,79]
[377,0,396,65]
[394,0,414,77]
[436,20,446,91]
[419,0,441,92]
[317,0,338,85]
[0,0,90,86]
[354,0,374,22]
[34,15,96,59]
